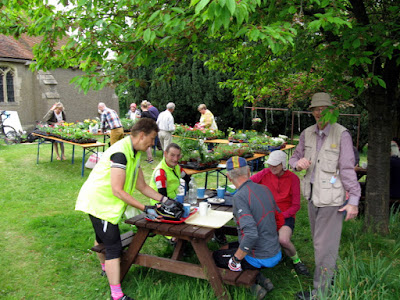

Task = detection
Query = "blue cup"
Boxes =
[176,193,185,204]
[217,187,225,199]
[197,187,205,199]
[183,203,191,218]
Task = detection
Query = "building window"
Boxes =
[0,67,15,103]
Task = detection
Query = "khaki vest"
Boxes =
[300,123,347,207]
[75,136,141,224]
[149,158,181,204]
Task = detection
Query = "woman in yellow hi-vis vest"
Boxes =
[76,118,169,300]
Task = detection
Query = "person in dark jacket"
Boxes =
[213,156,282,300]
[43,102,66,160]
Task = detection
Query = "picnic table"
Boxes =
[32,133,105,177]
[121,204,259,300]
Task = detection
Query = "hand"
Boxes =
[338,204,358,221]
[144,205,159,218]
[228,256,242,272]
[296,158,312,171]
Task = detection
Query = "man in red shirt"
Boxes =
[250,150,310,276]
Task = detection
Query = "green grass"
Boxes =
[0,141,399,299]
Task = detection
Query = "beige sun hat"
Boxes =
[309,92,332,109]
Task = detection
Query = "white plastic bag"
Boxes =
[85,152,103,169]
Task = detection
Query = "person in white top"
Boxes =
[126,103,141,122]
[156,102,176,151]
[43,102,66,160]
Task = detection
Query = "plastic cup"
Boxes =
[217,187,225,199]
[176,193,185,204]
[197,187,206,199]
[183,203,191,218]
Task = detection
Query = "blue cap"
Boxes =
[226,156,247,171]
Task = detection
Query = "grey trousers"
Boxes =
[308,200,344,291]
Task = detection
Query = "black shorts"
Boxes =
[283,217,295,231]
[213,242,259,270]
[89,215,122,260]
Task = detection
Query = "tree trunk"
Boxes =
[364,88,391,234]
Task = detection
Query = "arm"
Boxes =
[282,173,301,219]
[110,167,146,211]
[235,195,259,254]
[203,111,213,128]
[100,113,107,131]
[135,168,166,202]
[288,131,311,171]
[168,114,175,132]
[153,168,168,197]
[337,131,361,220]
[180,167,191,192]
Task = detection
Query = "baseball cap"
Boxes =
[266,150,287,170]
[130,103,137,108]
[226,156,247,171]
[309,92,332,109]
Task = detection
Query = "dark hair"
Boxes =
[165,143,181,153]
[131,118,159,137]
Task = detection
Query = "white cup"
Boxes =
[199,202,211,216]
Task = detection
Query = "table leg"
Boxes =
[81,149,86,177]
[191,239,231,300]
[50,141,54,162]
[171,239,186,261]
[205,171,209,189]
[72,145,75,164]
[120,228,150,281]
[36,138,41,164]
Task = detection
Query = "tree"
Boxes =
[1,0,399,233]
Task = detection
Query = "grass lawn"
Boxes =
[0,139,399,299]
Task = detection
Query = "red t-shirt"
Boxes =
[250,169,300,219]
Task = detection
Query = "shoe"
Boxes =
[250,284,267,300]
[296,290,316,300]
[294,262,311,276]
[110,295,135,300]
[256,273,274,292]
[213,232,227,245]
[100,270,106,276]
[147,159,154,164]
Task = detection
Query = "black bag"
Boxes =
[156,199,184,221]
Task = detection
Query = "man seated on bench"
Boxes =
[213,156,283,300]
[149,142,191,244]
[76,118,171,300]
[250,150,310,276]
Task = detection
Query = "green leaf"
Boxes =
[377,78,386,88]
[234,26,248,38]
[171,7,185,14]
[219,0,226,7]
[195,0,210,14]
[352,38,361,49]
[143,28,151,43]
[190,0,201,6]
[148,10,161,22]
[226,0,236,15]
[221,7,231,30]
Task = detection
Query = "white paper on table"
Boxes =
[184,210,233,228]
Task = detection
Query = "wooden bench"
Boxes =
[91,231,135,254]
[221,269,259,287]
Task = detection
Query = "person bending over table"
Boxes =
[98,102,125,145]
[76,118,171,300]
[213,156,283,300]
[250,150,310,276]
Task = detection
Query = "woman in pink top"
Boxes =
[250,150,310,276]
